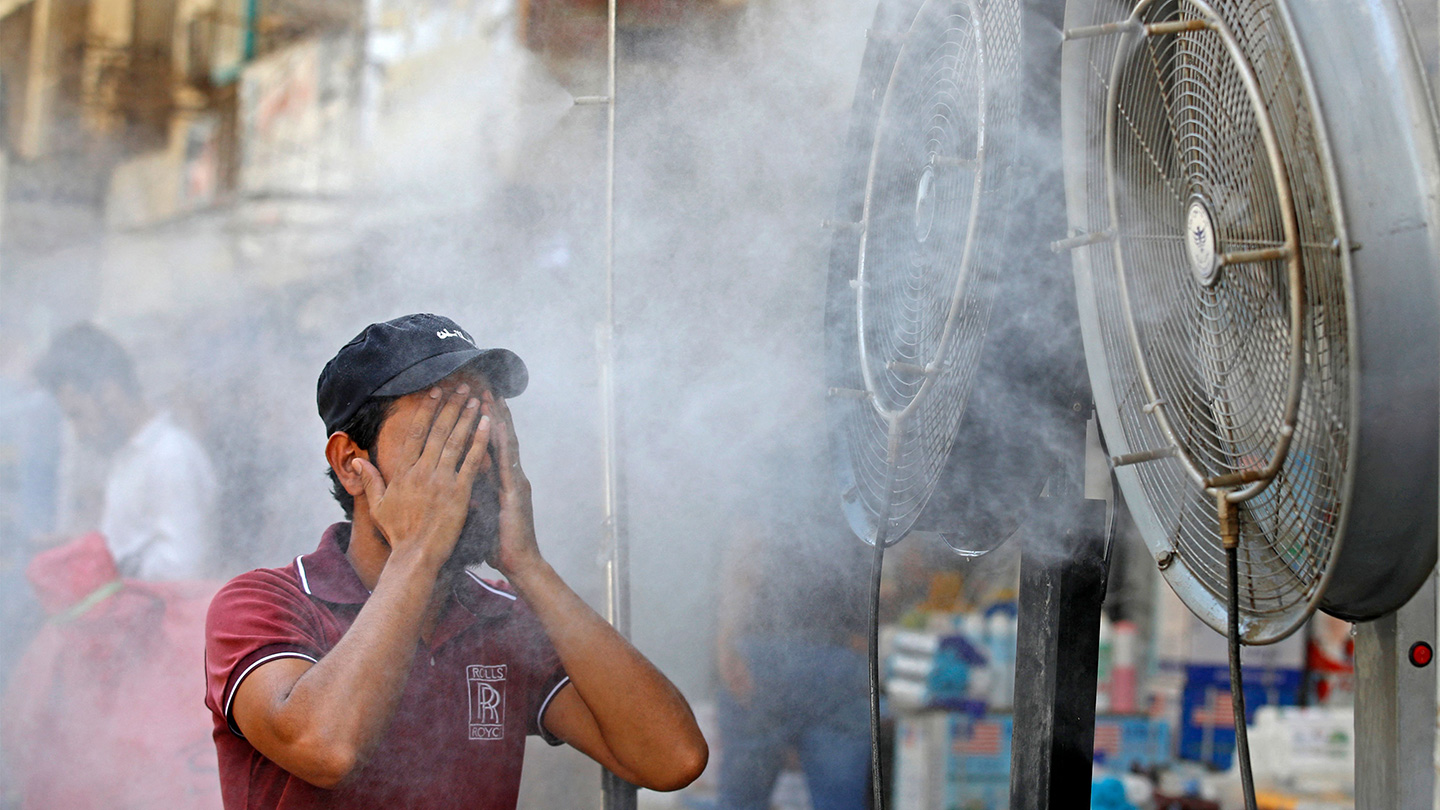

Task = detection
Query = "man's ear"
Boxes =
[325,432,372,498]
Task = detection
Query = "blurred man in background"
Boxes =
[715,454,871,810]
[3,322,225,808]
[204,313,706,808]
[34,321,218,580]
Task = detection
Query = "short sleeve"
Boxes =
[204,570,328,737]
[510,600,569,745]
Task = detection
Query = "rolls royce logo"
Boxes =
[467,664,506,740]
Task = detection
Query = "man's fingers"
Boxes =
[441,396,483,470]
[399,388,444,467]
[459,414,493,481]
[422,385,471,466]
[493,395,519,455]
[492,402,522,489]
[491,394,513,429]
[351,457,386,505]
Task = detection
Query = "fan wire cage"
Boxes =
[831,0,1023,548]
[1065,0,1351,642]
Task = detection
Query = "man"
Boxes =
[203,313,707,809]
[715,453,869,810]
[34,322,217,580]
[7,323,224,807]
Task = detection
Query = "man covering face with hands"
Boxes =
[204,313,707,809]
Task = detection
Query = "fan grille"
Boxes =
[833,0,1022,546]
[1073,0,1349,638]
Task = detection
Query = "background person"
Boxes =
[34,321,218,580]
[715,452,871,810]
[3,323,224,808]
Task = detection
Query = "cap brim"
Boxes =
[373,348,528,399]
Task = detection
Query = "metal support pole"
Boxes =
[1010,497,1110,810]
[1354,569,1437,809]
[596,0,634,805]
[1007,0,1106,801]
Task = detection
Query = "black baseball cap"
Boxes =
[317,313,528,435]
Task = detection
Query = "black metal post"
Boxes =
[1005,0,1109,798]
[1006,0,1111,797]
[1009,496,1109,810]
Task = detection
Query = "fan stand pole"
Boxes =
[596,0,634,804]
[1010,411,1111,810]
[1353,569,1437,809]
[1009,0,1111,802]
[1010,499,1109,809]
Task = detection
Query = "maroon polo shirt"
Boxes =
[204,523,570,810]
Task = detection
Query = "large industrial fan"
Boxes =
[824,0,1103,805]
[822,1,1029,803]
[824,0,1039,558]
[1059,0,1440,800]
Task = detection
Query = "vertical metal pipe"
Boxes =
[599,0,625,632]
[601,0,623,639]
[598,0,636,807]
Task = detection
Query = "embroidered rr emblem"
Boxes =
[467,665,507,740]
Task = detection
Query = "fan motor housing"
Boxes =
[1288,0,1440,621]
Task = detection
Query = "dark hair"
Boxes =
[327,395,401,527]
[34,322,142,398]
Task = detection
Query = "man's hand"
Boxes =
[482,391,543,577]
[352,385,491,571]
[479,390,707,790]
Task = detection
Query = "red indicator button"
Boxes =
[1409,641,1433,668]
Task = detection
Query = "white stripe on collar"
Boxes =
[465,570,517,601]
[295,555,312,595]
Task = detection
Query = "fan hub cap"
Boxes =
[914,165,937,243]
[1186,199,1220,286]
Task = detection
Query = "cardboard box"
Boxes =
[945,777,1010,810]
[946,714,1013,781]
[894,710,1008,810]
[895,713,945,810]
[1092,715,1171,770]
[1178,665,1302,769]
[897,711,1172,809]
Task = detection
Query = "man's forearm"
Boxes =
[259,551,440,782]
[506,556,706,785]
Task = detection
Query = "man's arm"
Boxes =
[228,387,490,788]
[485,393,708,792]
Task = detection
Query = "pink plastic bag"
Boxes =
[2,533,223,809]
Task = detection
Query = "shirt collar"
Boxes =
[115,411,171,462]
[296,524,518,640]
[295,524,371,605]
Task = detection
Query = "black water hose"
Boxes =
[867,533,887,810]
[1227,543,1258,810]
